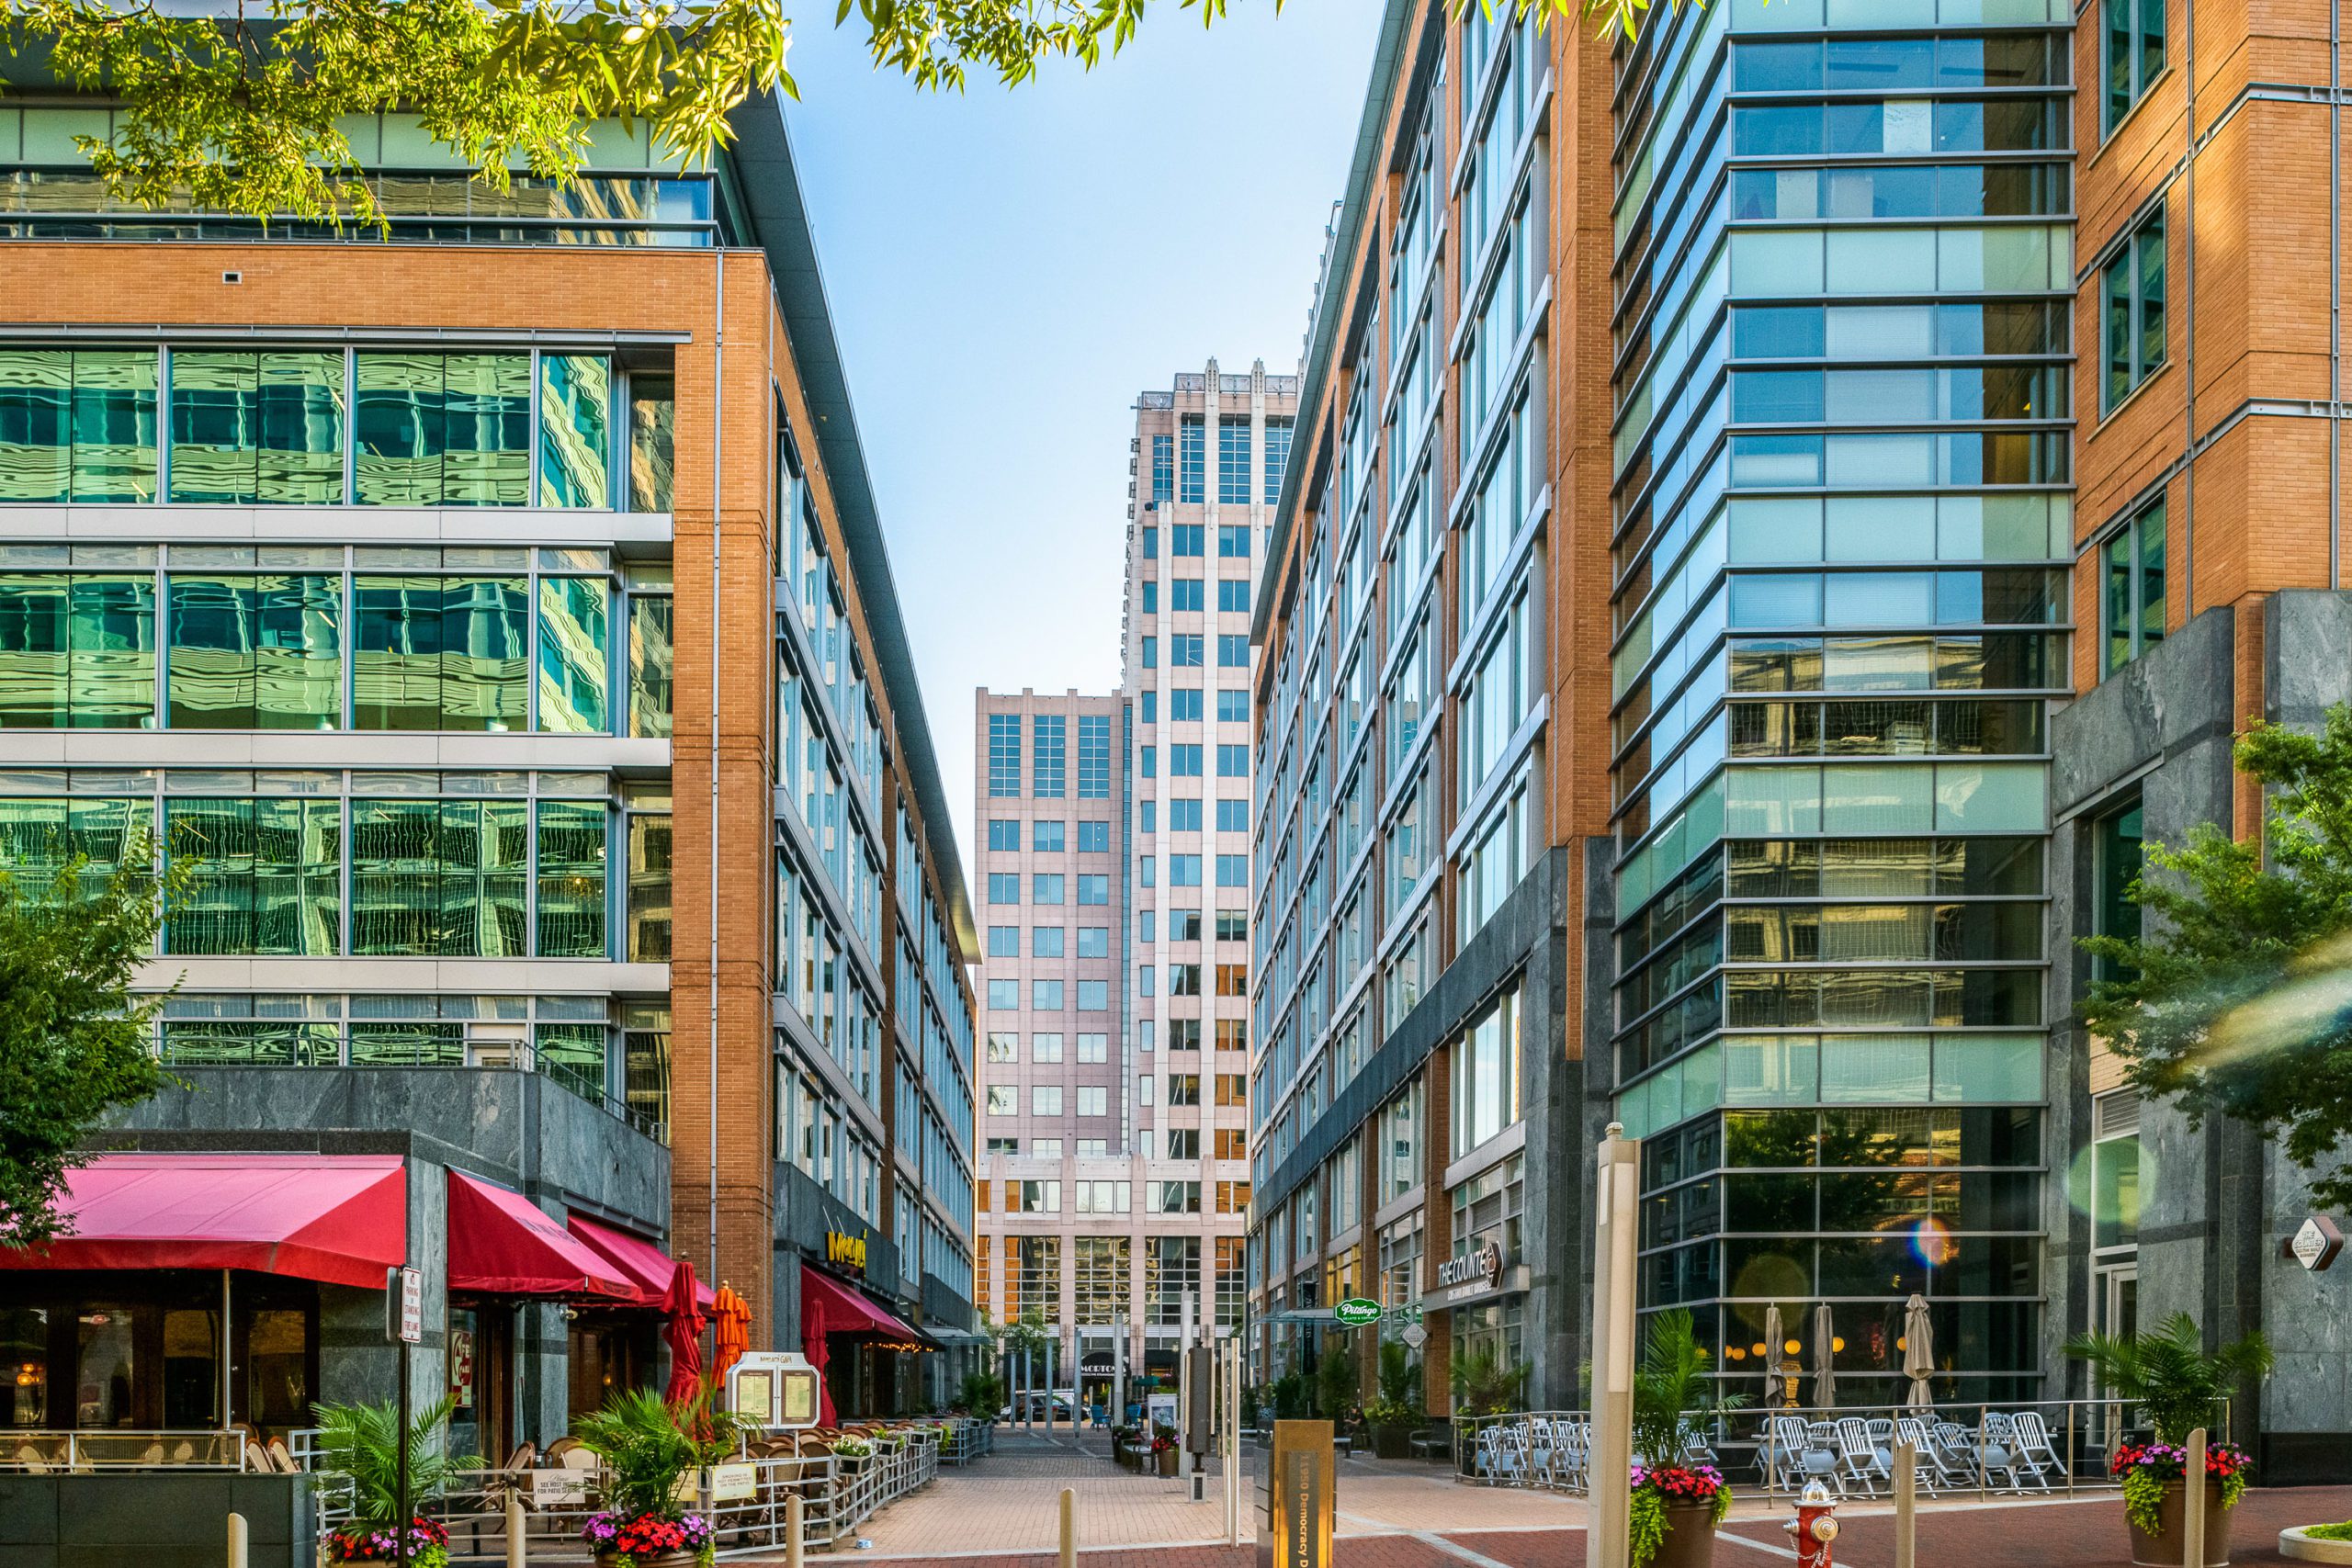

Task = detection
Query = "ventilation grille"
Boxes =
[2095,1088,2142,1138]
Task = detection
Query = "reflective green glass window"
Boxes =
[353,576,526,730]
[628,375,674,512]
[0,350,70,502]
[167,575,342,729]
[167,351,345,504]
[537,355,610,508]
[350,1021,463,1066]
[164,797,341,955]
[441,578,527,729]
[348,796,526,956]
[536,800,608,957]
[536,1021,609,1100]
[70,352,158,502]
[439,798,528,956]
[443,355,530,505]
[0,573,70,725]
[349,798,440,954]
[628,593,673,739]
[161,1020,340,1066]
[355,352,528,506]
[537,576,609,733]
[0,795,152,891]
[0,575,161,728]
[628,810,672,961]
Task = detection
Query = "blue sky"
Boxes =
[778,0,1381,858]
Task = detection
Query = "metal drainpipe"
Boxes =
[2184,0,2198,616]
[2333,0,2343,588]
[710,251,727,1274]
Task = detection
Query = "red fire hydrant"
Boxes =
[1783,1479,1840,1568]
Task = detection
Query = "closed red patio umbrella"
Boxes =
[662,1258,707,1404]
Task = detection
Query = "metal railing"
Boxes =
[315,1427,952,1561]
[1449,1398,2189,1501]
[0,1428,247,1470]
[938,1416,994,1465]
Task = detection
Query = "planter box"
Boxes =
[1370,1425,1416,1461]
[2281,1527,2352,1563]
[2128,1480,2237,1567]
[1650,1504,1718,1568]
[1156,1449,1179,1477]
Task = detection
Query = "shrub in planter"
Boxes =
[1366,1342,1424,1459]
[1628,1310,1746,1568]
[572,1385,749,1568]
[316,1394,475,1568]
[1630,1462,1731,1568]
[1152,1424,1180,1476]
[2068,1314,2272,1567]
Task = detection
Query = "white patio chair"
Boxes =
[1833,1417,1890,1498]
[2008,1412,2064,1491]
[1762,1416,1839,1494]
[1975,1413,2027,1494]
[1894,1416,1961,1494]
[1526,1418,1557,1485]
[1560,1420,1590,1490]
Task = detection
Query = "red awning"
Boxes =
[0,1154,405,1289]
[566,1213,716,1309]
[447,1172,633,1301]
[799,1260,930,1345]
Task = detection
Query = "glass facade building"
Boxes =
[1606,0,2072,1404]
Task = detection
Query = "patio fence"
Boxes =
[1448,1398,2217,1501]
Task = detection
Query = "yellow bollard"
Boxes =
[2184,1429,2209,1568]
[1059,1485,1077,1568]
[787,1490,806,1568]
[506,1490,526,1568]
[226,1511,249,1568]
[1893,1443,1917,1568]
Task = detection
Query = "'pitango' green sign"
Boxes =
[1333,1297,1381,1326]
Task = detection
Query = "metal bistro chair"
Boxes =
[1893,1416,1956,1495]
[1559,1420,1591,1490]
[1525,1417,1558,1486]
[1975,1413,2029,1494]
[2010,1411,2066,1489]
[1833,1418,1891,1499]
[1762,1416,1840,1495]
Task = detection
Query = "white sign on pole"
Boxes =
[388,1267,423,1345]
[1401,1324,1429,1349]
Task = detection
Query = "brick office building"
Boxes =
[0,86,979,1447]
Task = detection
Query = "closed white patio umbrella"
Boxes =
[1903,1293,1935,1410]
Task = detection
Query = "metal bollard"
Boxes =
[1783,1479,1840,1568]
[1059,1486,1077,1568]
[787,1490,806,1568]
[1892,1443,1917,1568]
[2184,1429,2209,1568]
[506,1491,526,1568]
[227,1511,249,1568]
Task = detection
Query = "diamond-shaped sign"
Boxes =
[2290,1215,2343,1272]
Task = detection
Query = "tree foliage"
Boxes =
[2081,705,2352,1209]
[2063,1312,2272,1445]
[0,840,180,1250]
[317,1393,477,1527]
[0,0,1659,232]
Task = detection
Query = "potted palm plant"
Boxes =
[1629,1309,1744,1568]
[317,1395,474,1568]
[572,1386,745,1568]
[2067,1312,2272,1567]
[1365,1341,1423,1460]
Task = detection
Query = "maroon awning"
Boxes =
[566,1213,717,1309]
[447,1171,632,1301]
[799,1261,932,1346]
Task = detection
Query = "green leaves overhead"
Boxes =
[2080,704,2352,1210]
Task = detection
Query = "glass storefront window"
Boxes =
[2,1305,48,1426]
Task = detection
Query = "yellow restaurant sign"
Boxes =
[825,1229,867,1274]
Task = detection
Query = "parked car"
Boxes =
[999,1391,1079,1421]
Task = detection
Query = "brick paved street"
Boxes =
[745,1432,2352,1568]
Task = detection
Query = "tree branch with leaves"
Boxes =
[2082,703,2352,1210]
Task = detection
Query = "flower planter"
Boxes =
[2128,1480,2236,1567]
[1370,1424,1414,1461]
[1156,1447,1179,1477]
[595,1555,700,1568]
[1646,1504,1719,1568]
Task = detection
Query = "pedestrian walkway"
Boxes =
[729,1427,2352,1568]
